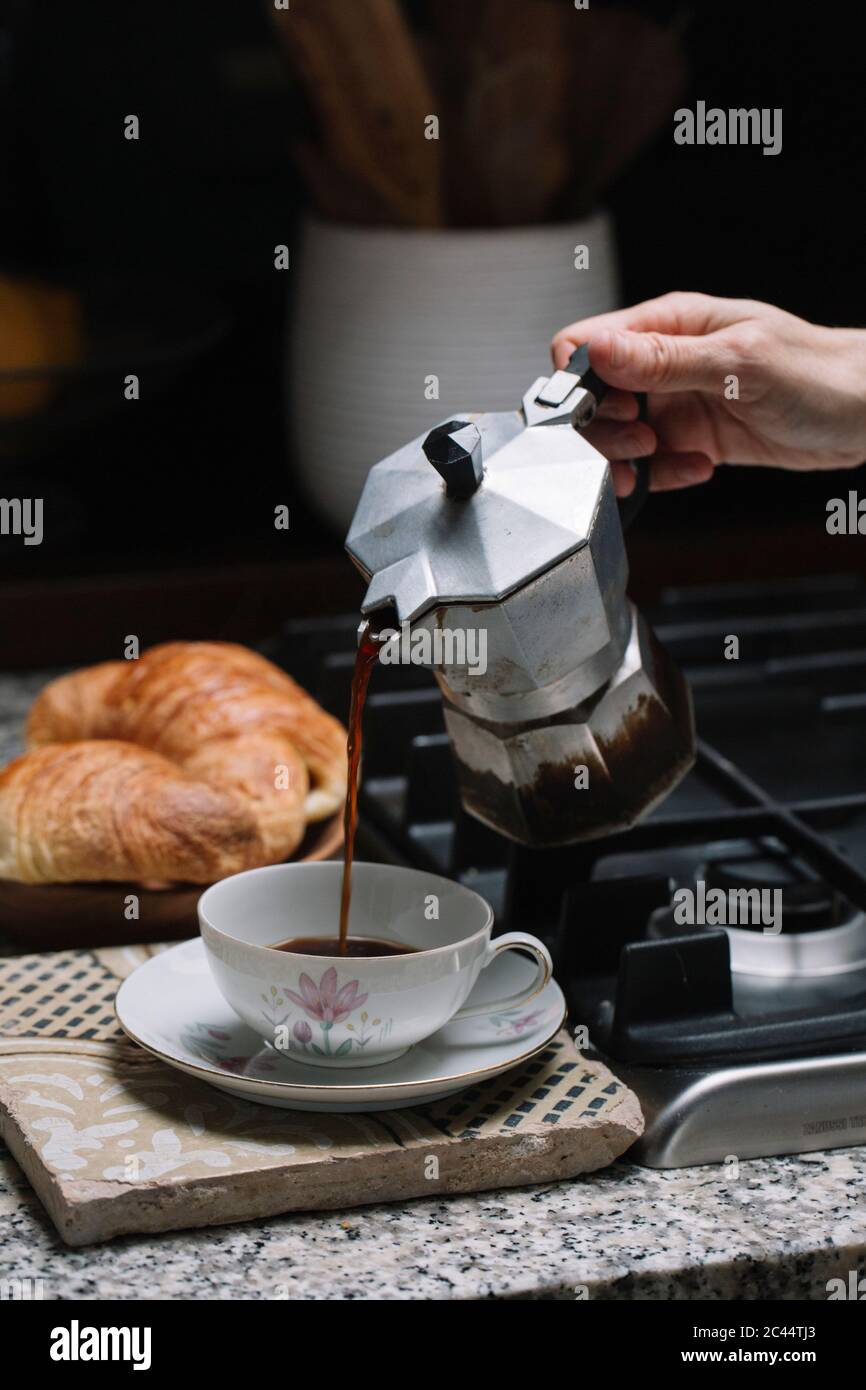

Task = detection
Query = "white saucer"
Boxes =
[115,938,566,1112]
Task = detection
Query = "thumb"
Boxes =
[589,327,728,394]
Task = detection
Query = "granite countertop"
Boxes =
[2,673,866,1299]
[2,1139,865,1300]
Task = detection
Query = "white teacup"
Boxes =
[198,862,552,1068]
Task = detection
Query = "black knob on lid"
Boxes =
[422,419,483,500]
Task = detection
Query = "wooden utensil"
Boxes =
[458,1,573,225]
[293,141,397,226]
[427,0,687,225]
[565,10,689,215]
[272,0,442,226]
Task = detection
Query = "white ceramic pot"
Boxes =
[287,213,620,532]
[199,861,552,1068]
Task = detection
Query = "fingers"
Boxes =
[551,295,728,496]
[595,388,640,422]
[551,291,734,369]
[610,454,715,497]
[583,419,656,461]
[610,462,639,498]
[648,391,724,463]
[587,327,731,395]
[649,453,716,491]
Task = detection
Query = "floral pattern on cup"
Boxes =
[271,967,390,1059]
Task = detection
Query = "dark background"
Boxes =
[1,0,864,661]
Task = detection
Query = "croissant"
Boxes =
[0,741,266,884]
[3,641,347,886]
[27,641,347,822]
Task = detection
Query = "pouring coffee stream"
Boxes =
[337,619,383,955]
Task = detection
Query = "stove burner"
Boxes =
[648,855,866,978]
[701,854,850,934]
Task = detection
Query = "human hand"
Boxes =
[552,291,866,495]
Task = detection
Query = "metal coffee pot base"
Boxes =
[444,606,696,846]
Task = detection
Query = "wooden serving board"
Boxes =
[0,943,643,1246]
[0,815,342,951]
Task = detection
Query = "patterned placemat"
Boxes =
[0,945,643,1246]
